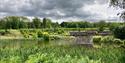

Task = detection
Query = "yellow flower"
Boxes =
[43,32,48,35]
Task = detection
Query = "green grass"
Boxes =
[0,45,124,63]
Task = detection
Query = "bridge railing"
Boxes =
[70,31,111,36]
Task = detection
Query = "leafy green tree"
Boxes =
[47,19,52,28]
[1,16,29,29]
[43,18,47,28]
[60,22,68,28]
[19,17,29,29]
[97,20,106,32]
[0,19,6,29]
[109,23,120,31]
[113,25,125,40]
[43,18,52,28]
[11,17,20,29]
[19,21,28,29]
[32,17,41,28]
[51,22,60,28]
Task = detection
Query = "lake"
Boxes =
[0,39,75,49]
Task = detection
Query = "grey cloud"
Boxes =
[0,0,116,22]
[18,0,95,18]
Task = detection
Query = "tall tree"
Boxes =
[32,17,41,28]
[43,18,52,28]
[43,18,47,28]
[0,19,6,29]
[2,16,29,29]
[19,16,29,29]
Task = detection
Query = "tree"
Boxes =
[110,0,125,20]
[51,22,60,28]
[113,25,125,40]
[1,16,29,29]
[11,16,20,29]
[19,21,28,29]
[32,17,41,28]
[19,16,29,29]
[60,22,68,28]
[97,20,106,32]
[43,18,47,28]
[0,19,6,29]
[43,18,52,28]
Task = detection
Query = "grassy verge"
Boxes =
[0,46,124,63]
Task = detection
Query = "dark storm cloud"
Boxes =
[0,0,119,22]
[20,0,95,18]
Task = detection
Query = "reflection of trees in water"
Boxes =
[37,40,49,47]
[75,36,93,45]
[0,40,38,49]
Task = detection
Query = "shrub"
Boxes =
[113,26,125,40]
[37,31,43,38]
[98,26,105,32]
[37,31,50,41]
[101,36,114,44]
[113,39,123,45]
[49,35,61,40]
[93,36,102,44]
[30,33,38,39]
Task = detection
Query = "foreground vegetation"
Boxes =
[0,45,124,63]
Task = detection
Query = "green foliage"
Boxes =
[113,39,123,45]
[93,36,124,46]
[98,26,105,32]
[60,21,93,28]
[25,53,101,63]
[37,31,50,41]
[109,23,119,31]
[0,56,22,63]
[32,17,41,28]
[53,28,65,34]
[113,26,125,40]
[101,36,114,44]
[0,16,124,30]
[43,18,52,28]
[0,46,124,63]
[1,16,29,29]
[93,36,102,44]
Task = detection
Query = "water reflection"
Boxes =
[0,39,75,49]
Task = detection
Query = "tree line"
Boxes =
[0,16,60,29]
[0,16,123,29]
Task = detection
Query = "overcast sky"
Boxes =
[0,0,122,22]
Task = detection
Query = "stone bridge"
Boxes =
[70,31,111,46]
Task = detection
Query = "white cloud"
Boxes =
[0,0,122,22]
[83,0,121,21]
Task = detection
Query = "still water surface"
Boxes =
[0,39,75,49]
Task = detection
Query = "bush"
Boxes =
[93,36,102,44]
[98,26,105,32]
[113,39,123,45]
[94,36,124,46]
[113,26,125,40]
[101,36,114,44]
[49,35,61,40]
[37,31,43,38]
[37,31,50,41]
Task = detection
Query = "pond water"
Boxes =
[0,39,75,49]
